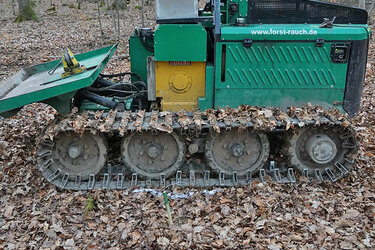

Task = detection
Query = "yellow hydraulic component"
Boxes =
[61,48,86,78]
[155,61,206,111]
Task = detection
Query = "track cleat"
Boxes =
[287,168,296,183]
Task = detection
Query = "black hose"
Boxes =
[78,89,117,109]
[94,77,116,87]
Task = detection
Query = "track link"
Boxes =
[37,105,358,190]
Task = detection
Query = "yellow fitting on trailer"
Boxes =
[61,48,86,78]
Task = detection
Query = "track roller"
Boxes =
[121,131,186,179]
[205,128,270,176]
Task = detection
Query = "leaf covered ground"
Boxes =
[0,1,375,249]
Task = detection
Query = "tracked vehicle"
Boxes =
[0,0,370,190]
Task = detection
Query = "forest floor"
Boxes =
[0,1,375,249]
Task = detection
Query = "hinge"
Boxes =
[243,38,253,48]
[315,38,325,47]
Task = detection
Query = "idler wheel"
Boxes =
[37,131,107,181]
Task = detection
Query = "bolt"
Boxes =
[231,143,245,157]
[189,143,199,154]
[160,156,165,161]
[149,160,153,164]
[68,145,82,159]
[148,145,161,158]
[139,151,144,156]
[237,158,242,163]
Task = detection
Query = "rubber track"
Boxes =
[37,106,357,190]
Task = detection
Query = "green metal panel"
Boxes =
[198,64,214,110]
[220,24,369,41]
[129,34,153,83]
[214,41,349,109]
[0,44,117,116]
[214,88,345,112]
[216,42,348,89]
[154,24,207,61]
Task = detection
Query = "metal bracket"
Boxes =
[302,169,309,178]
[47,169,61,182]
[259,169,265,182]
[117,174,124,188]
[39,158,53,172]
[176,171,182,185]
[273,168,282,183]
[189,170,195,186]
[232,172,238,185]
[204,171,210,185]
[60,173,69,188]
[342,142,356,149]
[246,171,252,183]
[88,174,95,190]
[325,168,337,182]
[131,173,138,186]
[41,140,55,148]
[37,149,52,159]
[219,171,225,186]
[75,174,81,188]
[269,161,275,171]
[102,173,110,189]
[146,179,152,188]
[344,157,354,164]
[314,169,323,182]
[335,162,348,175]
[160,174,166,187]
[287,168,296,183]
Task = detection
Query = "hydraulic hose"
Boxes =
[78,89,117,109]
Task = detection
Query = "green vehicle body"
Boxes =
[0,0,370,118]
